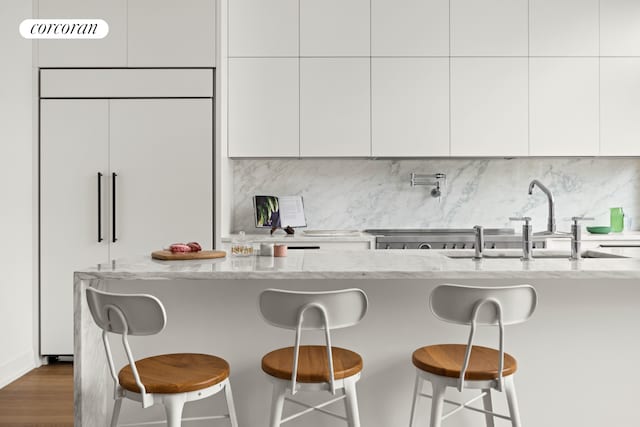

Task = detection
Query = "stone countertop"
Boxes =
[222,231,375,243]
[74,248,640,281]
[580,231,640,241]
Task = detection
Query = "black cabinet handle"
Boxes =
[97,172,103,242]
[112,172,117,242]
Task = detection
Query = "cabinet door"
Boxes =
[40,100,109,355]
[109,99,213,259]
[372,58,449,157]
[451,0,528,56]
[37,0,127,67]
[228,58,299,157]
[601,0,640,56]
[601,59,640,156]
[229,0,298,57]
[529,58,599,156]
[128,0,215,67]
[300,0,369,56]
[451,58,528,156]
[300,59,370,157]
[371,0,449,56]
[529,0,598,56]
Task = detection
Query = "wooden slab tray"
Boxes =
[151,250,227,260]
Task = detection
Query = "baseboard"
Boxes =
[0,351,37,389]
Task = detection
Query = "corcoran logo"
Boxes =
[20,19,108,39]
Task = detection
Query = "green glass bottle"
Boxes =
[610,207,625,232]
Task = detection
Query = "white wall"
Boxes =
[0,1,37,387]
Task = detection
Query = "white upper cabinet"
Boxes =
[128,0,215,67]
[372,58,449,157]
[228,59,299,158]
[529,58,599,156]
[38,0,214,67]
[601,0,640,56]
[300,59,370,157]
[38,0,127,67]
[530,0,598,56]
[371,0,449,56]
[229,0,298,57]
[601,59,640,156]
[300,0,369,56]
[451,0,528,56]
[451,58,528,157]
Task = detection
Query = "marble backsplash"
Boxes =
[232,158,640,232]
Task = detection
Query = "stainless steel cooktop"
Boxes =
[364,228,543,250]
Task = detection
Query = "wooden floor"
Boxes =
[0,363,73,427]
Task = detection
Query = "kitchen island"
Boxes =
[74,249,640,427]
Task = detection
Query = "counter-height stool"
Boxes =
[259,288,368,427]
[409,284,537,427]
[86,287,239,427]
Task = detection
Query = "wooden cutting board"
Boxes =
[151,250,227,260]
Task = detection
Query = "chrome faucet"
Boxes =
[570,216,593,260]
[510,217,533,261]
[473,225,484,260]
[528,180,556,234]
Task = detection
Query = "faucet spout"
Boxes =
[528,180,556,234]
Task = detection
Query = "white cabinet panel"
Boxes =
[451,0,528,56]
[530,0,598,56]
[300,0,369,56]
[229,0,298,57]
[601,0,640,56]
[451,58,528,156]
[109,100,213,259]
[41,69,213,98]
[40,100,109,355]
[372,58,449,157]
[300,59,370,157]
[371,0,449,56]
[37,0,127,67]
[228,59,299,157]
[128,0,215,67]
[601,59,640,156]
[530,58,599,156]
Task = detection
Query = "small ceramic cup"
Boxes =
[260,243,274,257]
[274,244,288,257]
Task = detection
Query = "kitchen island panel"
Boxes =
[76,277,640,427]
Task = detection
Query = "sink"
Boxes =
[444,250,629,259]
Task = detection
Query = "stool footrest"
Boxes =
[118,414,230,427]
[281,395,347,423]
[419,391,512,421]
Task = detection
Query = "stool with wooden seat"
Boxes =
[259,288,368,427]
[409,284,537,427]
[86,287,239,427]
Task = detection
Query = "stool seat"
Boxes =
[412,344,517,381]
[118,353,230,394]
[262,345,363,383]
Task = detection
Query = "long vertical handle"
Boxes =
[112,172,118,242]
[97,172,103,242]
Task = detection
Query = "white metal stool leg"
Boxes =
[224,381,239,427]
[504,376,522,427]
[110,397,122,427]
[429,381,446,427]
[482,388,495,427]
[163,394,187,427]
[344,378,361,427]
[409,375,422,427]
[269,381,287,427]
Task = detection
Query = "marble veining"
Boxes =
[232,158,640,232]
[74,249,640,280]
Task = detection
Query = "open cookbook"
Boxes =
[253,195,307,228]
